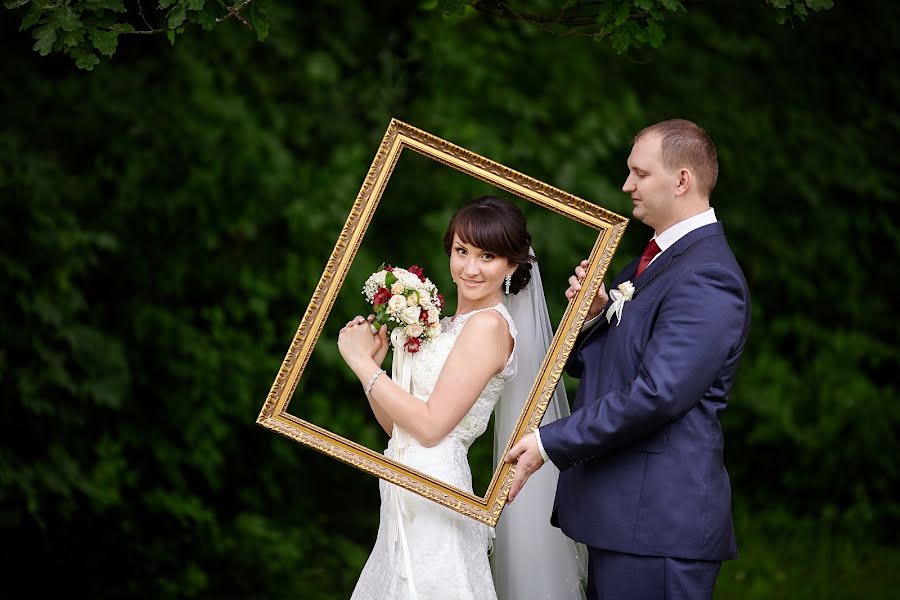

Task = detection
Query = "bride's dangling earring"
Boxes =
[504,273,512,295]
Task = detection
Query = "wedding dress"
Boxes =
[350,303,516,600]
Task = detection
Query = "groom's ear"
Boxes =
[674,168,692,197]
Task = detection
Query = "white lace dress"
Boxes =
[350,304,517,600]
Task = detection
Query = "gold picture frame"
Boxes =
[256,118,627,527]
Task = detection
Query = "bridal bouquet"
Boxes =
[362,264,444,353]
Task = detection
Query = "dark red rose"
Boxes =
[408,264,425,282]
[384,264,394,272]
[420,308,430,322]
[373,287,391,306]
[435,293,444,309]
[404,337,421,353]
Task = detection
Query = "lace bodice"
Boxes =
[409,303,517,448]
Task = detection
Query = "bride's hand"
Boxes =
[367,315,389,366]
[338,316,382,368]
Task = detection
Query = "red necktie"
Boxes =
[634,238,661,278]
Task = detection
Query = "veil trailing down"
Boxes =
[493,253,587,600]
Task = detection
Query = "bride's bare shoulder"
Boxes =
[458,309,512,342]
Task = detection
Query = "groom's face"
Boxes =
[622,135,679,233]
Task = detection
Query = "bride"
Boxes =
[338,196,584,600]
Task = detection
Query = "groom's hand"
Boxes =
[505,433,545,503]
[565,259,609,320]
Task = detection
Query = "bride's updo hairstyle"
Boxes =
[443,196,535,295]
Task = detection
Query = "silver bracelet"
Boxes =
[364,369,385,397]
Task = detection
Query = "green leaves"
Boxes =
[6,0,272,68]
[167,3,187,29]
[89,29,118,56]
[4,0,836,67]
[31,23,56,55]
[2,0,894,596]
[83,0,126,11]
[72,46,100,69]
[770,0,835,23]
[435,0,826,53]
[435,0,467,16]
[249,0,270,41]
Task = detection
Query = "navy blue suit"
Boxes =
[540,222,750,590]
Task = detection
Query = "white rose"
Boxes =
[391,281,405,295]
[427,308,439,324]
[426,323,441,338]
[617,281,635,301]
[406,292,420,306]
[388,294,407,313]
[400,306,421,324]
[419,295,432,309]
[405,323,424,338]
[401,270,422,287]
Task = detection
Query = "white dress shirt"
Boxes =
[533,208,718,463]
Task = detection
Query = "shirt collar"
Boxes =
[653,208,717,253]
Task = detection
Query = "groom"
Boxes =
[507,119,751,599]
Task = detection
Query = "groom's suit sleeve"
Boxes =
[564,307,612,379]
[539,264,748,469]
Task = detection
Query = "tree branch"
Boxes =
[136,0,155,31]
[471,0,608,29]
[114,0,256,36]
[216,0,254,29]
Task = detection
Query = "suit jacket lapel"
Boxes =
[573,257,639,349]
[632,222,725,296]
[573,222,724,348]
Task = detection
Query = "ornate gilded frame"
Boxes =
[257,119,627,526]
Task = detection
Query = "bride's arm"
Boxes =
[340,317,394,436]
[367,384,394,437]
[340,311,512,447]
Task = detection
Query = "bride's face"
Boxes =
[449,234,515,308]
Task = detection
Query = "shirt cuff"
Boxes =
[533,430,549,464]
[583,312,604,330]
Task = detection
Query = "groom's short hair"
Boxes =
[635,119,719,198]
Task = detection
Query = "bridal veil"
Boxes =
[494,253,587,600]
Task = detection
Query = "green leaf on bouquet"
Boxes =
[384,272,397,287]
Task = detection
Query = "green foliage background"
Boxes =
[1,0,897,597]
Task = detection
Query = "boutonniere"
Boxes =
[606,281,635,326]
